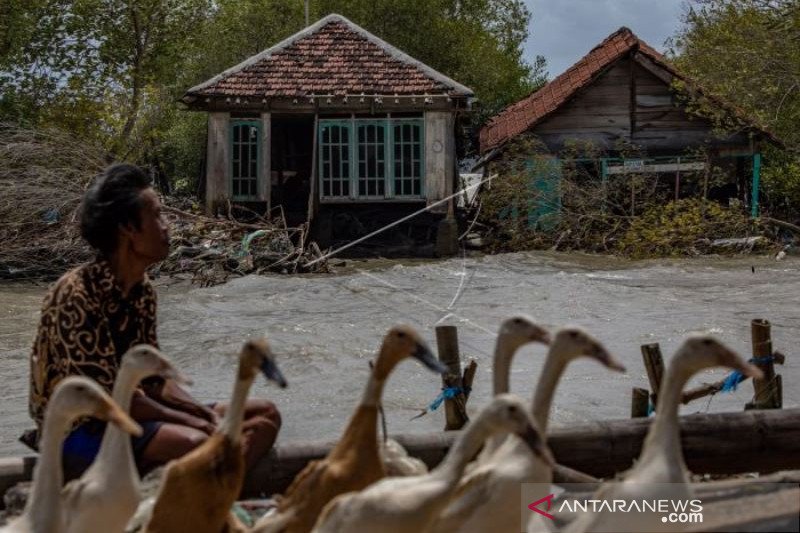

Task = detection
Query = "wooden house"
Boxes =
[478,27,781,218]
[182,14,473,248]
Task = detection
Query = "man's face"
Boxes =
[129,188,170,264]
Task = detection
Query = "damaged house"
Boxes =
[182,14,473,251]
[478,27,781,223]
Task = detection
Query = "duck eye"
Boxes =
[396,331,406,339]
[569,331,579,339]
[702,339,713,346]
[513,318,522,325]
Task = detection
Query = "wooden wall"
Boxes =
[425,111,455,213]
[206,112,230,212]
[533,57,749,155]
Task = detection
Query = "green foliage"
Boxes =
[670,0,800,218]
[1,0,542,190]
[617,198,760,258]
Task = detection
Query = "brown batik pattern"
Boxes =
[28,259,158,427]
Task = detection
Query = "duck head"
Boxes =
[122,344,190,384]
[484,394,554,467]
[239,337,288,388]
[674,335,763,379]
[498,315,552,349]
[374,325,446,379]
[53,376,142,436]
[550,326,626,372]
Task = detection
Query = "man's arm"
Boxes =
[130,389,216,435]
[140,378,219,424]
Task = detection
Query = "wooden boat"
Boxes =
[1,407,799,506]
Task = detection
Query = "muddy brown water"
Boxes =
[1,252,798,456]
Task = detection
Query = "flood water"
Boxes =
[1,252,798,456]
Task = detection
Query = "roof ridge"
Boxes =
[186,13,473,97]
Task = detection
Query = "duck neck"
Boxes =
[493,338,518,396]
[435,415,495,484]
[26,409,71,532]
[95,366,143,480]
[532,350,569,435]
[361,348,400,407]
[221,371,256,444]
[639,358,691,466]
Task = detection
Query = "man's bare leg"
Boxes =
[139,423,209,472]
[212,399,281,469]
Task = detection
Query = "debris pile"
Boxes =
[0,124,328,284]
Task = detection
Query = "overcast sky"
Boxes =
[523,0,692,78]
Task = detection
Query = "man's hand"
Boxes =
[179,413,217,436]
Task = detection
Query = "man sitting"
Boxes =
[27,164,281,474]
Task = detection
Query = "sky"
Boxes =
[523,0,692,79]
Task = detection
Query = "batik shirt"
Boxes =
[29,259,158,427]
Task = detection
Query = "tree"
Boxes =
[671,0,800,148]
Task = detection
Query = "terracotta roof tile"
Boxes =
[480,27,649,152]
[186,15,472,99]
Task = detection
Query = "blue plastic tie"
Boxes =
[428,386,466,411]
[720,356,773,393]
[647,400,655,416]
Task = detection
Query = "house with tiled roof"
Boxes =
[183,13,473,247]
[478,27,780,218]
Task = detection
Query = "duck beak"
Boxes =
[414,343,448,374]
[260,358,288,388]
[536,329,553,345]
[593,344,626,373]
[97,400,142,437]
[521,423,554,468]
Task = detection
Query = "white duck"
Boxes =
[556,335,762,533]
[61,345,184,533]
[431,326,625,533]
[311,394,553,533]
[2,377,140,533]
[482,315,551,458]
[381,315,551,478]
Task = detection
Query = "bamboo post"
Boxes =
[746,318,781,410]
[435,325,469,430]
[641,343,665,405]
[631,387,650,418]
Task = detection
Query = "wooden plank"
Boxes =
[205,112,230,213]
[631,387,650,418]
[686,487,800,532]
[550,408,800,478]
[5,410,800,502]
[641,343,665,400]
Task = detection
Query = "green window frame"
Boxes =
[392,119,424,197]
[319,120,352,199]
[318,118,425,201]
[356,120,387,198]
[230,120,261,201]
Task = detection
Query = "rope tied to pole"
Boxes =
[411,385,471,420]
[720,355,773,393]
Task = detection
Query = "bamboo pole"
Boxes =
[746,318,780,410]
[435,325,469,430]
[641,343,665,404]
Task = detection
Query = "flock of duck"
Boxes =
[2,317,762,533]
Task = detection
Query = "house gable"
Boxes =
[480,27,779,154]
[184,13,473,101]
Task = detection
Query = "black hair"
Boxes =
[80,164,152,256]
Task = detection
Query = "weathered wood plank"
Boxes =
[6,409,800,505]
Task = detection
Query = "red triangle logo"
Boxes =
[528,493,555,520]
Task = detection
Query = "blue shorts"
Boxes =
[62,419,162,476]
